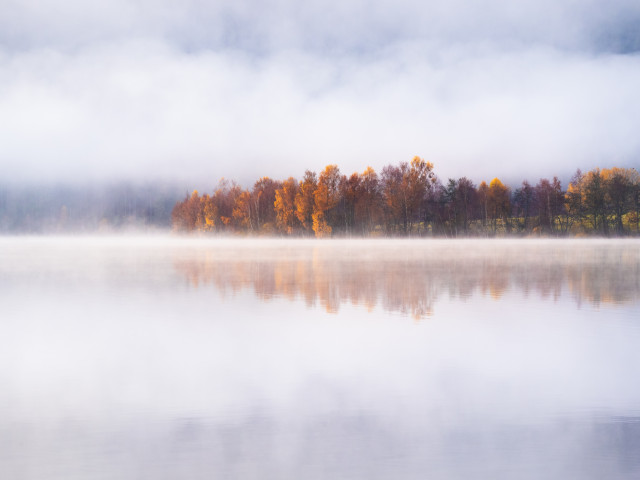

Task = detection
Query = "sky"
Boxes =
[1,0,639,187]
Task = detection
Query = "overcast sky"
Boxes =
[1,0,639,187]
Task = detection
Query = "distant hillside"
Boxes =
[0,182,185,233]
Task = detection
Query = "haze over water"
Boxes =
[1,237,639,479]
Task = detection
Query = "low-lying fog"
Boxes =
[1,237,639,479]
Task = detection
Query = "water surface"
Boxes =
[1,237,639,479]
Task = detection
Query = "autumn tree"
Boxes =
[212,179,244,230]
[441,177,477,236]
[171,190,202,231]
[171,194,187,231]
[565,169,585,232]
[251,177,281,233]
[564,167,640,235]
[200,193,216,231]
[312,165,341,237]
[406,156,435,233]
[338,172,362,234]
[274,177,300,235]
[442,179,460,236]
[581,169,607,234]
[487,178,510,234]
[232,190,253,232]
[512,181,534,232]
[295,170,317,234]
[456,177,476,234]
[356,166,383,235]
[601,167,640,235]
[380,164,404,233]
[534,177,564,233]
[477,181,489,229]
[425,179,447,235]
[380,156,435,234]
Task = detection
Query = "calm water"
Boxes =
[1,237,639,479]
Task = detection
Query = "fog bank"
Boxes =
[1,1,639,184]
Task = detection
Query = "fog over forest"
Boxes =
[0,182,183,233]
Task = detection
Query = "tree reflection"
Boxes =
[173,242,640,319]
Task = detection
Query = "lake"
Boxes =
[1,237,639,479]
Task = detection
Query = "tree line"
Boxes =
[172,158,640,237]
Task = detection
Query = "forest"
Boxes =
[172,158,640,237]
[0,182,181,233]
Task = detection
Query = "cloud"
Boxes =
[3,0,639,53]
[0,1,639,186]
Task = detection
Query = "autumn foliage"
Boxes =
[172,159,640,237]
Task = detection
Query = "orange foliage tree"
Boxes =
[312,165,341,237]
[274,177,300,235]
[295,170,317,234]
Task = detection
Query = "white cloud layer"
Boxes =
[0,0,639,185]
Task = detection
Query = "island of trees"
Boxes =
[171,158,640,237]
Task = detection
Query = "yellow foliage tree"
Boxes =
[357,166,382,234]
[232,190,253,231]
[295,170,317,233]
[313,165,341,237]
[568,167,640,234]
[201,194,216,231]
[487,178,510,233]
[274,177,299,234]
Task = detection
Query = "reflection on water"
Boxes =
[1,237,639,480]
[173,239,640,317]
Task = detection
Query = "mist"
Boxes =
[1,238,639,478]
[1,0,639,186]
